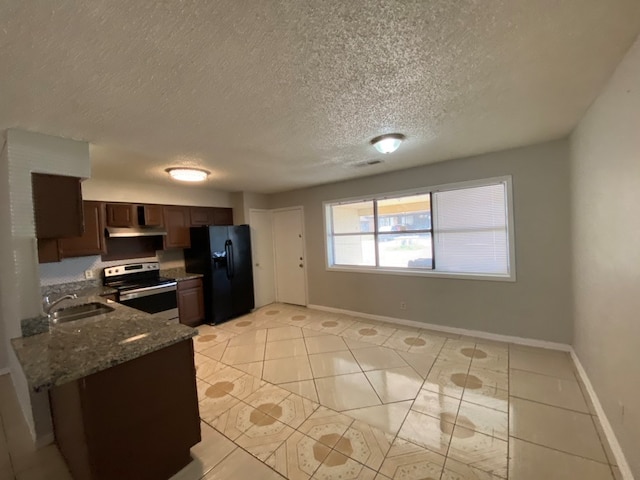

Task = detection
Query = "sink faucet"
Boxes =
[42,294,78,315]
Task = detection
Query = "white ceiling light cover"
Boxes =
[371,134,405,154]
[166,168,210,182]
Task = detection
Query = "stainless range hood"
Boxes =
[105,227,167,238]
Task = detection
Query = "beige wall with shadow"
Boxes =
[571,36,640,477]
[269,139,573,343]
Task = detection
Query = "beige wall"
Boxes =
[0,138,9,371]
[231,192,245,224]
[82,177,232,207]
[232,191,270,224]
[269,140,573,343]
[570,36,640,477]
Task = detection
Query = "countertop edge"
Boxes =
[160,268,204,282]
[12,297,198,394]
[18,331,196,393]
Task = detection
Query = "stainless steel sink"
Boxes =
[49,302,115,324]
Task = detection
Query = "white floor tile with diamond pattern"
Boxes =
[0,303,622,480]
[183,303,621,480]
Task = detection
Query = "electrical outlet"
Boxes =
[399,301,407,310]
[84,269,94,279]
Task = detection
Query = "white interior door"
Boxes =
[273,207,307,306]
[249,209,276,308]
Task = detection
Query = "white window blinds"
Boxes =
[433,183,510,275]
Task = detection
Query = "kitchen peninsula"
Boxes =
[11,296,200,480]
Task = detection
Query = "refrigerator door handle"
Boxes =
[224,240,232,279]
[228,240,235,279]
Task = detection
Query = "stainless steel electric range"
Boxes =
[103,262,179,323]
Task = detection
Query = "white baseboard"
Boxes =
[306,303,632,477]
[570,350,633,480]
[307,304,572,352]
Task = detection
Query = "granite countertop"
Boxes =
[41,280,117,298]
[160,267,204,282]
[11,296,197,393]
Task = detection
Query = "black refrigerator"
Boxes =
[184,225,255,324]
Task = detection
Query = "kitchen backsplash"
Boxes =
[39,249,185,286]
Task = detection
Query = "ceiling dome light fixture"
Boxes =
[370,133,405,154]
[165,167,210,182]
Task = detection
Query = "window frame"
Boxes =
[323,176,516,282]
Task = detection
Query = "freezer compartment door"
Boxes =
[228,225,255,315]
[209,226,232,323]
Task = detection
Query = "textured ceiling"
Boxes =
[1,1,639,193]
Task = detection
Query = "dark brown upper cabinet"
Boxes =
[212,207,233,226]
[106,203,137,227]
[37,238,62,263]
[164,206,191,249]
[59,201,107,258]
[138,205,164,226]
[32,173,84,239]
[190,207,233,226]
[38,201,108,263]
[189,207,213,226]
[36,199,233,261]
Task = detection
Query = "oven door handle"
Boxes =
[119,283,177,301]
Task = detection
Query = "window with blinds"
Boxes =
[324,177,514,280]
[433,183,509,275]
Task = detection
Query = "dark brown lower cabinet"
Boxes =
[49,340,200,480]
[177,278,205,327]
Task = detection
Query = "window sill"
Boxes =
[326,265,516,282]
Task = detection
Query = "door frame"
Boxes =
[248,208,276,307]
[272,206,309,306]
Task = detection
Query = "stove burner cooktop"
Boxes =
[103,262,176,291]
[106,277,176,291]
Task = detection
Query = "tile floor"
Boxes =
[0,303,622,479]
[0,375,72,480]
